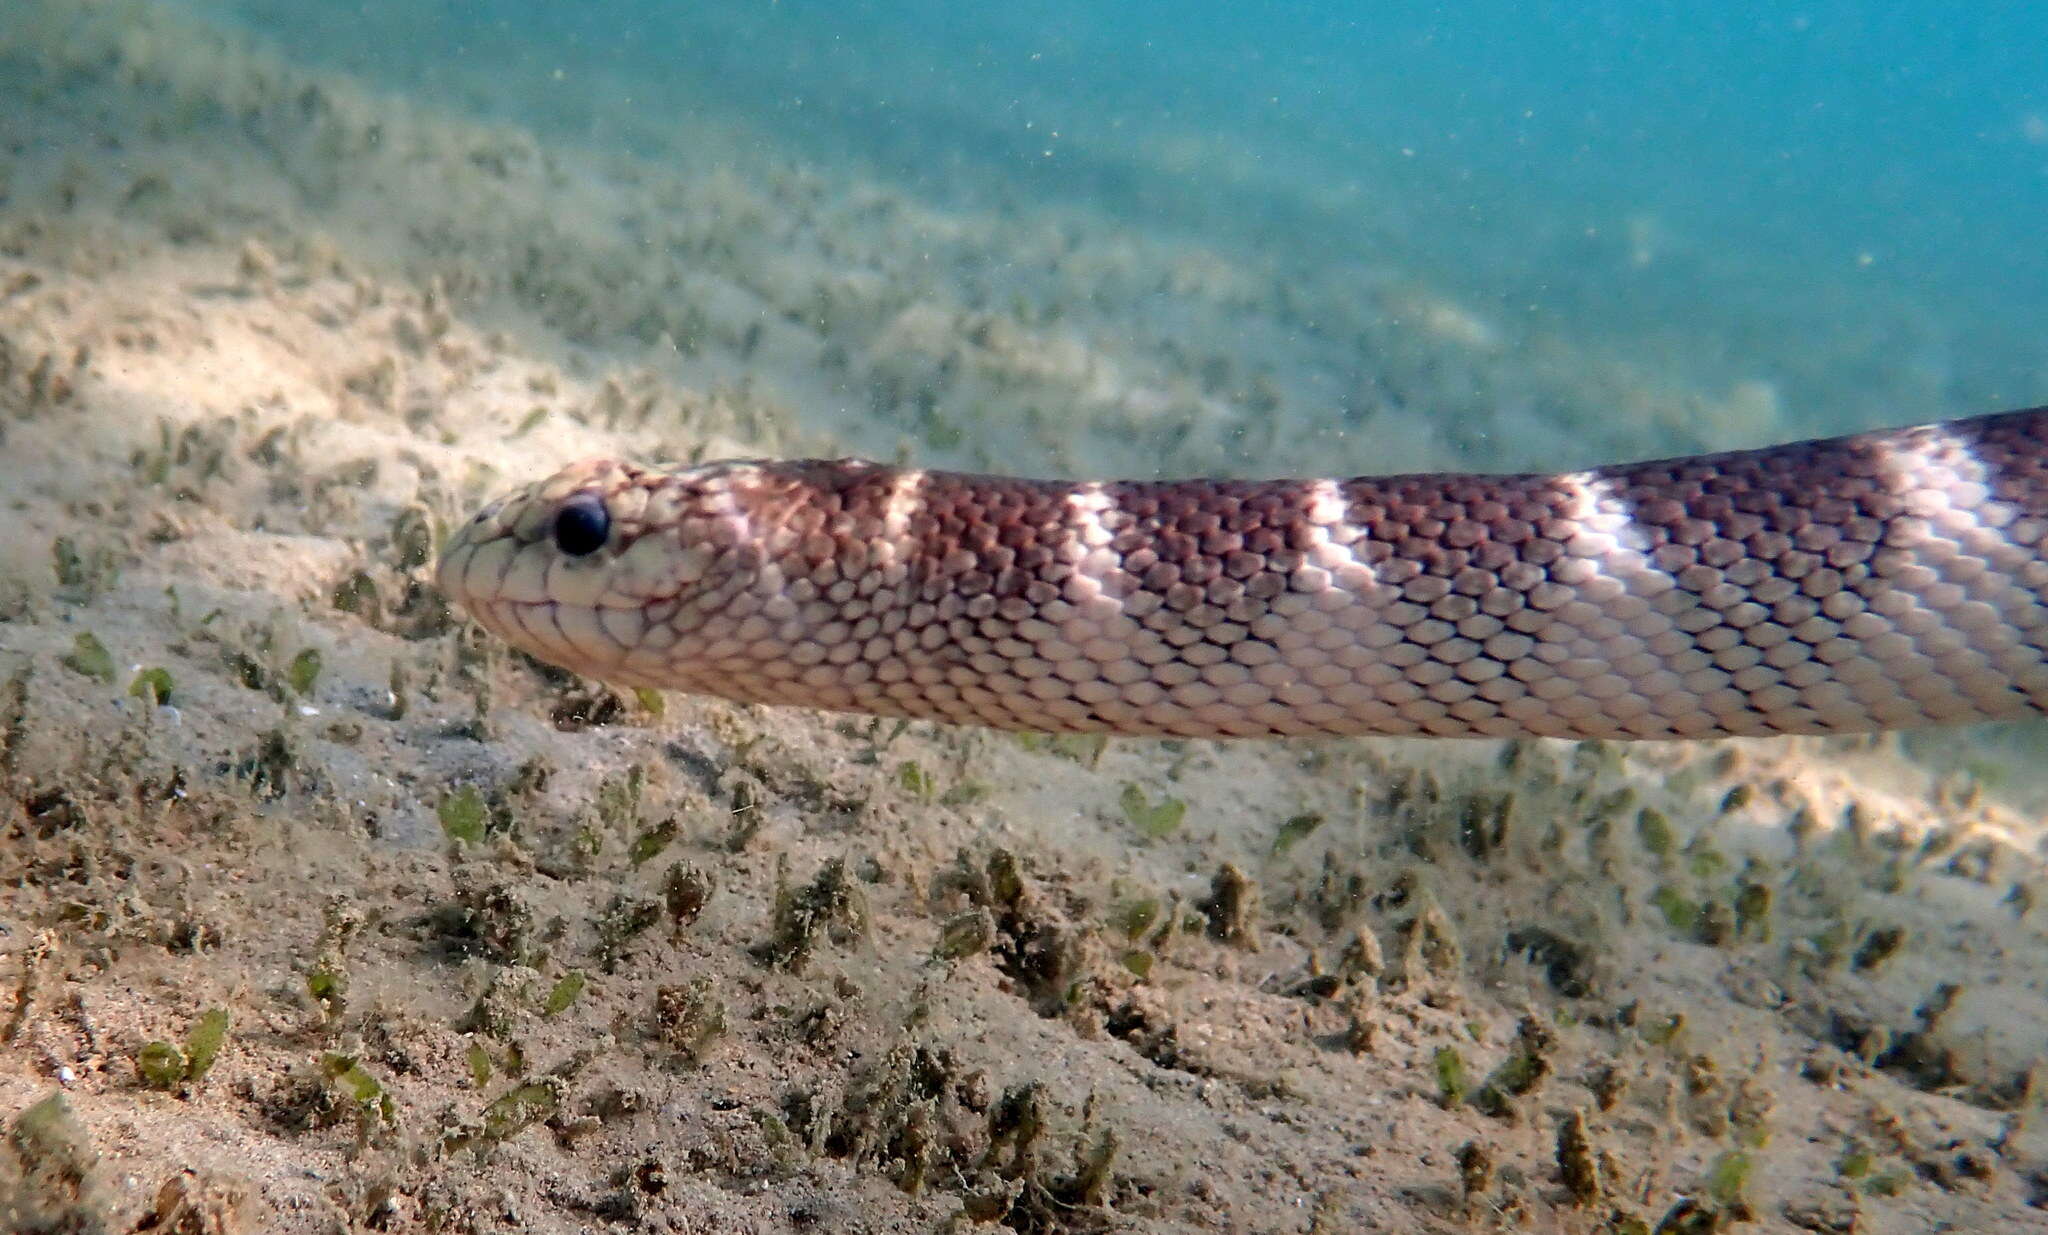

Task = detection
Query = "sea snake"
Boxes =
[436,406,2048,740]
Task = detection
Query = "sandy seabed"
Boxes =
[2,4,2046,1232]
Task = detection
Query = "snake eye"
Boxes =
[552,493,611,557]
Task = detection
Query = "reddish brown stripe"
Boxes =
[436,405,2048,739]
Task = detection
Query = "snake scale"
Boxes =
[436,406,2048,740]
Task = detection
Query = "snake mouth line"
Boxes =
[468,597,593,673]
[463,594,680,692]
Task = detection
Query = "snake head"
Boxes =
[436,457,755,686]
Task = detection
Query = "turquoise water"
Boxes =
[206,0,2048,440]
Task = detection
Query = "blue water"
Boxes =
[213,0,2048,437]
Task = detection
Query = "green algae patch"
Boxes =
[437,785,487,845]
[896,759,938,802]
[286,646,322,695]
[1111,896,1160,941]
[1270,812,1324,856]
[595,765,645,832]
[319,1052,396,1126]
[136,1007,231,1091]
[481,1080,561,1140]
[1120,783,1185,839]
[542,971,586,1016]
[127,666,174,705]
[60,632,115,683]
[1433,1046,1469,1107]
[629,816,679,867]
[136,1041,186,1090]
[305,958,349,1020]
[1018,730,1108,767]
[1651,885,1699,933]
[1704,1148,1752,1209]
[183,1007,229,1081]
[1636,807,1675,859]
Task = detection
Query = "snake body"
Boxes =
[437,406,2048,740]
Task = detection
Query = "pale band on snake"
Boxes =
[435,406,2048,741]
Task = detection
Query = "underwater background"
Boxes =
[206,0,2048,441]
[2,2,2046,1231]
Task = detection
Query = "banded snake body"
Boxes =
[437,406,2048,741]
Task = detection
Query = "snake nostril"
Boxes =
[552,493,611,557]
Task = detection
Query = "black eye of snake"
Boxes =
[552,493,611,557]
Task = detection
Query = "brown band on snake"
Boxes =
[436,406,2048,739]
